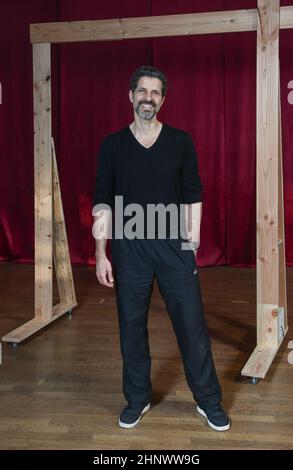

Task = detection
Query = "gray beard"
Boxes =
[135,104,156,120]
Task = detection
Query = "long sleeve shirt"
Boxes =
[93,123,203,238]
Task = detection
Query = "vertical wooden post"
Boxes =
[242,0,287,378]
[256,0,279,351]
[33,43,53,320]
[256,0,280,305]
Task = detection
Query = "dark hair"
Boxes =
[129,65,168,97]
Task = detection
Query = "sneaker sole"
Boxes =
[119,403,150,429]
[197,406,230,432]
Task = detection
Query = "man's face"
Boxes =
[129,76,165,121]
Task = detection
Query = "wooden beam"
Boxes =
[2,302,77,343]
[33,43,53,320]
[280,5,293,29]
[241,345,278,379]
[30,5,293,44]
[242,0,282,379]
[278,69,288,337]
[52,138,77,307]
[256,0,280,307]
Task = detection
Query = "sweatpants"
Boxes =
[111,237,222,408]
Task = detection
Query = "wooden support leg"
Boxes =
[242,0,287,379]
[52,138,77,309]
[277,72,288,338]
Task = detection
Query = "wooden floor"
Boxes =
[0,262,292,450]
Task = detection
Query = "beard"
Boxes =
[135,101,157,120]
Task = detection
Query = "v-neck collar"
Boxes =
[128,123,165,151]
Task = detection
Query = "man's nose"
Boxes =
[144,90,152,100]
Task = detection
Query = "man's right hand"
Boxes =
[96,252,114,288]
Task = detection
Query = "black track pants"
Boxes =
[111,237,222,408]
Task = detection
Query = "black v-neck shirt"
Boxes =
[93,123,203,237]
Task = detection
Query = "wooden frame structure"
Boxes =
[2,0,291,380]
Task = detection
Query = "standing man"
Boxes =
[92,66,230,432]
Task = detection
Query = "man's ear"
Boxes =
[129,90,134,103]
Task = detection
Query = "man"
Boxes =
[92,65,230,432]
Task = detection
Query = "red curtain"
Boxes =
[1,0,293,267]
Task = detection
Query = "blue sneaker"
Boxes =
[197,403,230,431]
[119,403,150,429]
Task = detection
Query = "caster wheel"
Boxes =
[12,342,18,349]
[250,377,259,384]
[67,309,72,320]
